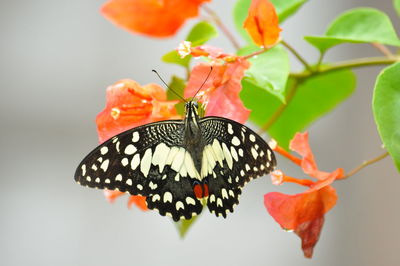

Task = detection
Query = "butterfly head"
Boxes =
[185,100,200,120]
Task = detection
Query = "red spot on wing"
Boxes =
[193,183,209,198]
[203,184,209,197]
[193,184,203,199]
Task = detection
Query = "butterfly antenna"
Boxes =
[193,66,213,99]
[152,69,186,102]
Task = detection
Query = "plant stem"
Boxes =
[259,79,300,132]
[243,47,268,59]
[342,151,389,179]
[291,56,399,78]
[371,43,395,58]
[202,6,241,50]
[281,40,314,73]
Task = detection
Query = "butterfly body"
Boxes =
[75,101,276,221]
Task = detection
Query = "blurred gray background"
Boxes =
[1,0,399,265]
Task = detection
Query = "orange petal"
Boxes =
[104,190,125,203]
[101,0,210,37]
[184,59,251,123]
[243,0,281,47]
[289,132,318,176]
[289,132,345,180]
[295,216,325,258]
[96,79,178,143]
[128,195,148,211]
[264,185,337,230]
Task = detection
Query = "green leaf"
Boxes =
[162,21,217,67]
[241,69,356,149]
[167,76,186,116]
[162,51,191,68]
[186,21,218,46]
[233,0,308,43]
[305,8,400,53]
[238,45,290,103]
[174,215,199,238]
[270,0,308,22]
[373,62,400,172]
[395,0,400,17]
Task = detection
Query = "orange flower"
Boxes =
[184,58,251,124]
[96,79,179,143]
[265,132,344,258]
[97,79,180,211]
[177,42,235,61]
[101,0,211,37]
[243,0,281,47]
[104,190,148,210]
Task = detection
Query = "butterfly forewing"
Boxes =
[199,117,276,217]
[75,120,203,221]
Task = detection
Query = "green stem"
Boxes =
[342,151,389,179]
[259,79,301,132]
[281,40,314,73]
[291,56,399,79]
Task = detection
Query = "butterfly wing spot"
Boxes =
[81,164,86,176]
[227,123,234,135]
[174,173,180,182]
[251,147,258,160]
[95,177,100,183]
[132,131,140,142]
[100,146,108,155]
[115,174,122,182]
[151,194,160,201]
[163,192,173,203]
[130,154,140,170]
[175,201,185,210]
[124,144,137,155]
[230,146,239,162]
[149,181,158,190]
[140,148,152,177]
[267,150,272,161]
[171,148,185,174]
[121,158,129,166]
[100,159,109,172]
[91,164,98,171]
[137,184,144,191]
[126,178,133,186]
[186,197,196,205]
[231,136,241,146]
[86,176,91,182]
[152,143,170,173]
[105,178,111,184]
[249,134,256,142]
[115,141,120,153]
[221,143,233,169]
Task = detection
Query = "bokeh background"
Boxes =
[1,0,399,265]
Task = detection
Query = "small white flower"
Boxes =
[177,41,192,58]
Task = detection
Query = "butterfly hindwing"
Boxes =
[199,117,276,217]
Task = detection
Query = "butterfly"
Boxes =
[74,69,276,221]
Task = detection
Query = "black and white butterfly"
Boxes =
[75,100,276,221]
